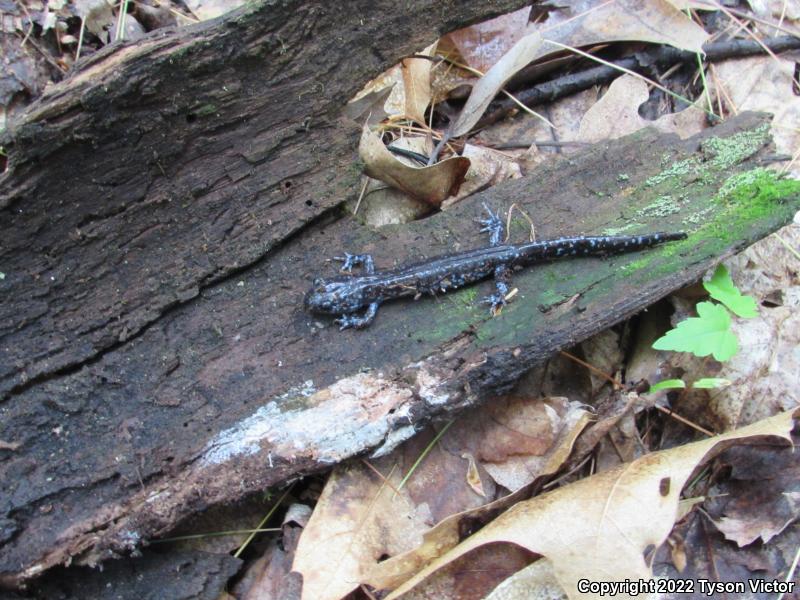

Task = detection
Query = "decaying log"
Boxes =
[0,0,798,588]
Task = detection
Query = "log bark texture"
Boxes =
[0,0,798,589]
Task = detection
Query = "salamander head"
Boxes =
[304,277,365,314]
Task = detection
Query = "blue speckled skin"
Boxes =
[304,206,687,330]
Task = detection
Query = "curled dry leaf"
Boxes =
[383,410,797,600]
[348,43,435,124]
[399,48,434,124]
[359,126,470,205]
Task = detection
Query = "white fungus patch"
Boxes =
[199,374,414,466]
[412,363,450,406]
[200,380,316,465]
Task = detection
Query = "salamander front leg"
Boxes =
[335,302,380,330]
[479,203,504,247]
[334,253,375,274]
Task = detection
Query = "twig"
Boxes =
[654,404,714,437]
[14,32,67,73]
[559,349,623,390]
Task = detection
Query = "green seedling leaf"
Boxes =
[649,379,686,392]
[693,378,732,389]
[703,264,758,318]
[652,301,738,361]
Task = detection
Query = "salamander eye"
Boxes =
[312,277,325,288]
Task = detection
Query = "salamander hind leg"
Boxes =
[335,302,380,330]
[482,268,511,316]
[334,253,375,274]
[478,203,504,247]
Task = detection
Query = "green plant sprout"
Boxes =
[649,377,732,393]
[649,264,757,391]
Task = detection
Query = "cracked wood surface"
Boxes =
[0,0,798,590]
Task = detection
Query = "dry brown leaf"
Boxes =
[400,46,435,124]
[392,545,536,600]
[292,396,587,599]
[429,62,477,105]
[359,126,470,205]
[291,460,430,600]
[577,74,706,142]
[354,184,432,227]
[462,452,488,498]
[237,513,305,600]
[72,0,114,37]
[478,397,591,492]
[749,0,800,27]
[594,410,644,471]
[384,410,797,599]
[344,85,393,125]
[579,329,623,395]
[443,6,533,73]
[349,44,436,124]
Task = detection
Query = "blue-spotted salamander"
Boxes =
[304,205,687,329]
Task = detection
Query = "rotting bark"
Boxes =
[0,1,798,590]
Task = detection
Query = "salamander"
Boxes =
[304,205,687,329]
